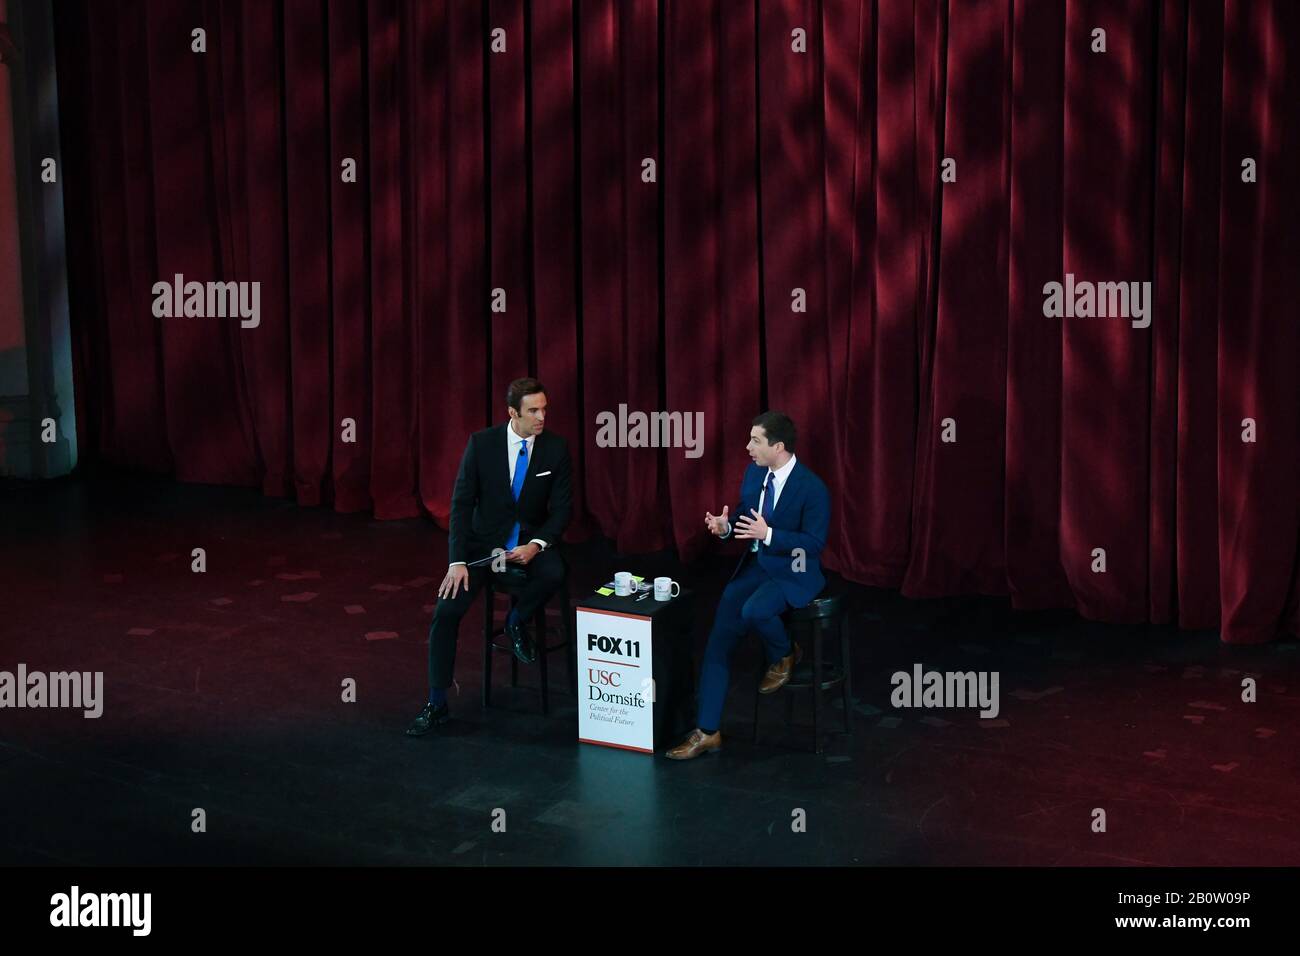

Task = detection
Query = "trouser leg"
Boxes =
[695,564,765,731]
[741,579,792,664]
[506,548,566,621]
[427,567,486,691]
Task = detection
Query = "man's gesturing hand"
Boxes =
[733,509,769,542]
[438,564,470,600]
[705,505,730,537]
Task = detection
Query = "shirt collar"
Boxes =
[769,454,797,487]
[507,422,534,449]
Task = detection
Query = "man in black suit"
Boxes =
[405,377,573,736]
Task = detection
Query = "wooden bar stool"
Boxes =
[752,592,851,753]
[481,568,575,715]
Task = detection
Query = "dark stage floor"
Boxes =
[2,474,1297,866]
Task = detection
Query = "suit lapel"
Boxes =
[498,425,513,493]
[521,430,542,487]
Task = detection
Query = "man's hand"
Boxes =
[705,505,730,537]
[505,542,541,565]
[733,509,769,542]
[438,564,470,600]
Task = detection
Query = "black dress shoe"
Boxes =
[404,702,449,737]
[507,620,537,664]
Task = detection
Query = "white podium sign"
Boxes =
[576,607,654,753]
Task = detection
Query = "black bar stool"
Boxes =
[752,592,851,753]
[481,567,575,715]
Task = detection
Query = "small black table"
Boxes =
[573,587,696,751]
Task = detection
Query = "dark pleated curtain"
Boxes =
[52,0,1299,644]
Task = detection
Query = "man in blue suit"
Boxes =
[666,411,831,759]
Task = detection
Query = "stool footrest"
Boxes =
[754,595,851,754]
[784,662,847,691]
[482,581,577,715]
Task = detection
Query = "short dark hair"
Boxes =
[752,410,796,453]
[507,377,546,412]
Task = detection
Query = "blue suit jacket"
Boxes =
[724,459,830,608]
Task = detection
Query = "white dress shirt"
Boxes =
[724,454,797,549]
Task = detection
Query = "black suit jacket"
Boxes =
[448,425,573,564]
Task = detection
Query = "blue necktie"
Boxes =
[506,439,527,550]
[752,470,775,552]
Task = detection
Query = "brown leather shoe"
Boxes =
[665,728,722,760]
[758,642,802,694]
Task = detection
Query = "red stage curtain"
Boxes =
[52,0,1299,643]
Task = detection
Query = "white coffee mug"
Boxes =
[613,571,635,596]
[654,576,680,601]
